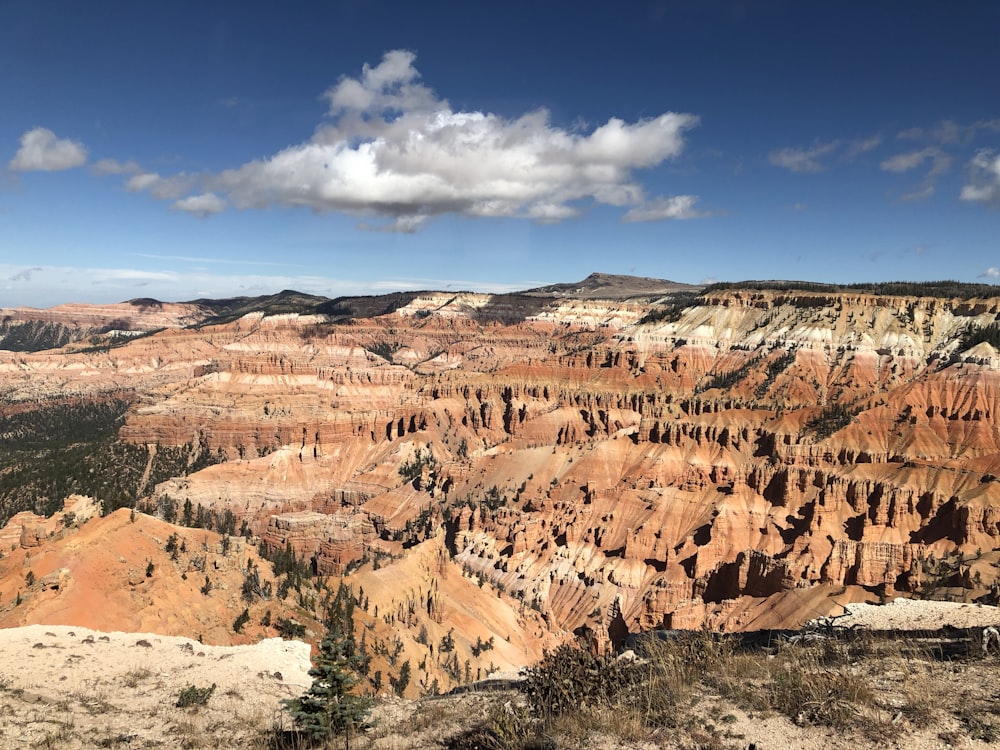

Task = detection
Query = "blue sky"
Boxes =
[2,1,999,307]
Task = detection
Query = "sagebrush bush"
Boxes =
[176,683,216,708]
[522,643,644,718]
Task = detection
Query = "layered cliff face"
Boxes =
[3,282,1000,658]
[0,299,210,352]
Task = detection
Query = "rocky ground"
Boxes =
[0,624,310,749]
[0,596,998,749]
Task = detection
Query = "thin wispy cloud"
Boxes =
[844,135,882,159]
[880,146,951,202]
[622,195,709,222]
[768,141,839,173]
[91,158,141,176]
[769,135,881,174]
[133,253,295,267]
[880,148,940,173]
[897,118,1000,145]
[9,128,87,172]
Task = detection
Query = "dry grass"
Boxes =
[434,631,1000,749]
[122,667,152,689]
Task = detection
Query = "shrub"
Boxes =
[390,660,411,696]
[521,644,643,718]
[805,403,861,439]
[276,618,306,639]
[959,323,1000,351]
[233,608,250,633]
[399,444,438,483]
[176,683,216,708]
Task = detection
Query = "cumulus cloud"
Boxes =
[960,150,1000,205]
[9,127,87,171]
[978,267,1000,279]
[768,141,839,173]
[172,192,226,217]
[121,50,700,229]
[622,195,709,222]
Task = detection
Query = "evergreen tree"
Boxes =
[285,631,370,748]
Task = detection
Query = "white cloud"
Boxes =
[769,134,882,174]
[880,147,951,202]
[961,184,996,202]
[126,173,161,191]
[172,192,226,217]
[768,141,838,173]
[899,184,936,202]
[978,267,1000,279]
[622,195,709,222]
[92,158,141,175]
[880,147,950,174]
[9,127,87,171]
[881,149,933,173]
[125,171,195,199]
[898,119,963,145]
[133,253,291,267]
[120,50,699,229]
[960,150,1000,205]
[845,135,882,159]
[898,119,1000,145]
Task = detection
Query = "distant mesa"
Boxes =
[127,297,164,308]
[524,272,702,299]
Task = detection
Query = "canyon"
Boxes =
[2,274,1000,693]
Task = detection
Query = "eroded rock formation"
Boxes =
[4,279,1000,649]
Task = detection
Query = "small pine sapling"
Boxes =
[285,631,371,749]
